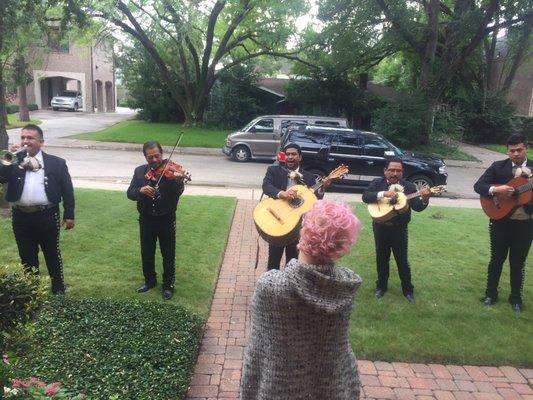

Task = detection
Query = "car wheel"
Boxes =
[409,174,434,190]
[232,145,251,162]
[52,107,58,111]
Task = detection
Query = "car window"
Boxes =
[331,134,363,155]
[61,91,78,97]
[281,120,307,137]
[252,119,274,133]
[288,130,332,145]
[364,136,392,157]
[314,120,340,126]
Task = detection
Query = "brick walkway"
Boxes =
[186,199,533,400]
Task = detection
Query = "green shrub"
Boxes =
[0,266,44,350]
[5,104,38,114]
[15,297,204,400]
[458,90,518,143]
[6,104,19,114]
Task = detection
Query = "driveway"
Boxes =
[7,107,135,145]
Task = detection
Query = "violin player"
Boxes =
[127,141,185,300]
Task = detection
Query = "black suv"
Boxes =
[281,126,448,189]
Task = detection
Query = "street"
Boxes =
[6,109,498,206]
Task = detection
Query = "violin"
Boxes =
[145,159,191,183]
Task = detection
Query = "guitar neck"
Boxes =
[517,180,533,194]
[405,189,426,200]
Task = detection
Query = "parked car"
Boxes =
[51,90,83,111]
[222,115,348,162]
[281,125,448,190]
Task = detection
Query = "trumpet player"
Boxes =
[0,124,75,295]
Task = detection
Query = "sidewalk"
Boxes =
[186,199,533,400]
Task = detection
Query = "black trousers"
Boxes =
[12,206,64,292]
[267,242,298,271]
[485,218,532,305]
[139,213,176,290]
[373,222,414,295]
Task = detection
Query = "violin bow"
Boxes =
[155,133,183,188]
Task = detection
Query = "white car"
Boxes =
[51,90,83,111]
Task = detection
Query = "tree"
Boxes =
[318,0,532,144]
[87,0,310,124]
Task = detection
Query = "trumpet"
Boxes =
[0,146,28,166]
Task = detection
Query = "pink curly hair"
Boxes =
[298,200,362,264]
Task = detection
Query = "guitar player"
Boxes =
[262,143,331,270]
[474,133,532,313]
[362,158,431,302]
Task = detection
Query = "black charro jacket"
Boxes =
[362,178,427,225]
[127,164,184,216]
[262,165,324,199]
[0,152,75,220]
[474,158,533,216]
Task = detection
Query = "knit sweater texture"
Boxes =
[241,259,362,400]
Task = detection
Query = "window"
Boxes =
[314,120,340,126]
[288,130,332,145]
[332,134,363,155]
[252,119,274,133]
[47,31,69,53]
[281,120,307,136]
[364,136,391,157]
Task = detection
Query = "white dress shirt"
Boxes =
[15,151,50,206]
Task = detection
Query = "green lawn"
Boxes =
[482,143,533,159]
[342,203,532,366]
[410,142,477,161]
[0,189,236,316]
[72,120,229,148]
[6,114,42,129]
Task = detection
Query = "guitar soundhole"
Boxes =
[289,197,304,208]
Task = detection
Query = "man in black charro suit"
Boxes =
[0,124,75,295]
[262,143,330,270]
[362,158,430,302]
[474,134,532,313]
[127,141,185,300]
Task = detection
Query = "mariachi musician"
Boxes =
[261,143,331,270]
[127,140,186,300]
[474,133,532,313]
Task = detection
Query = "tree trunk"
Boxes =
[0,69,8,151]
[421,94,437,146]
[18,85,30,122]
[16,55,30,122]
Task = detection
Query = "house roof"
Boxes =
[256,77,398,99]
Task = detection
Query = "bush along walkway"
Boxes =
[186,199,533,400]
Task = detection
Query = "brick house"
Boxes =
[15,38,116,113]
[490,37,533,117]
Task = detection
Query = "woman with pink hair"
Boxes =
[241,200,362,400]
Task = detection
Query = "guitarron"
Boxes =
[253,165,348,246]
[479,176,533,220]
[367,185,446,223]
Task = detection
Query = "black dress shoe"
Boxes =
[136,282,156,293]
[405,293,414,303]
[375,289,386,299]
[511,303,522,313]
[481,296,496,305]
[163,290,173,300]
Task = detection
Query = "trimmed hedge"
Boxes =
[15,297,205,399]
[6,104,38,114]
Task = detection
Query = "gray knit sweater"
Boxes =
[241,259,362,400]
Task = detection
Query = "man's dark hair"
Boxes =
[283,143,302,155]
[385,157,403,168]
[143,141,163,156]
[506,134,528,147]
[22,124,43,139]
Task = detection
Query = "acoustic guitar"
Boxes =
[367,185,446,223]
[253,165,349,247]
[479,176,533,220]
